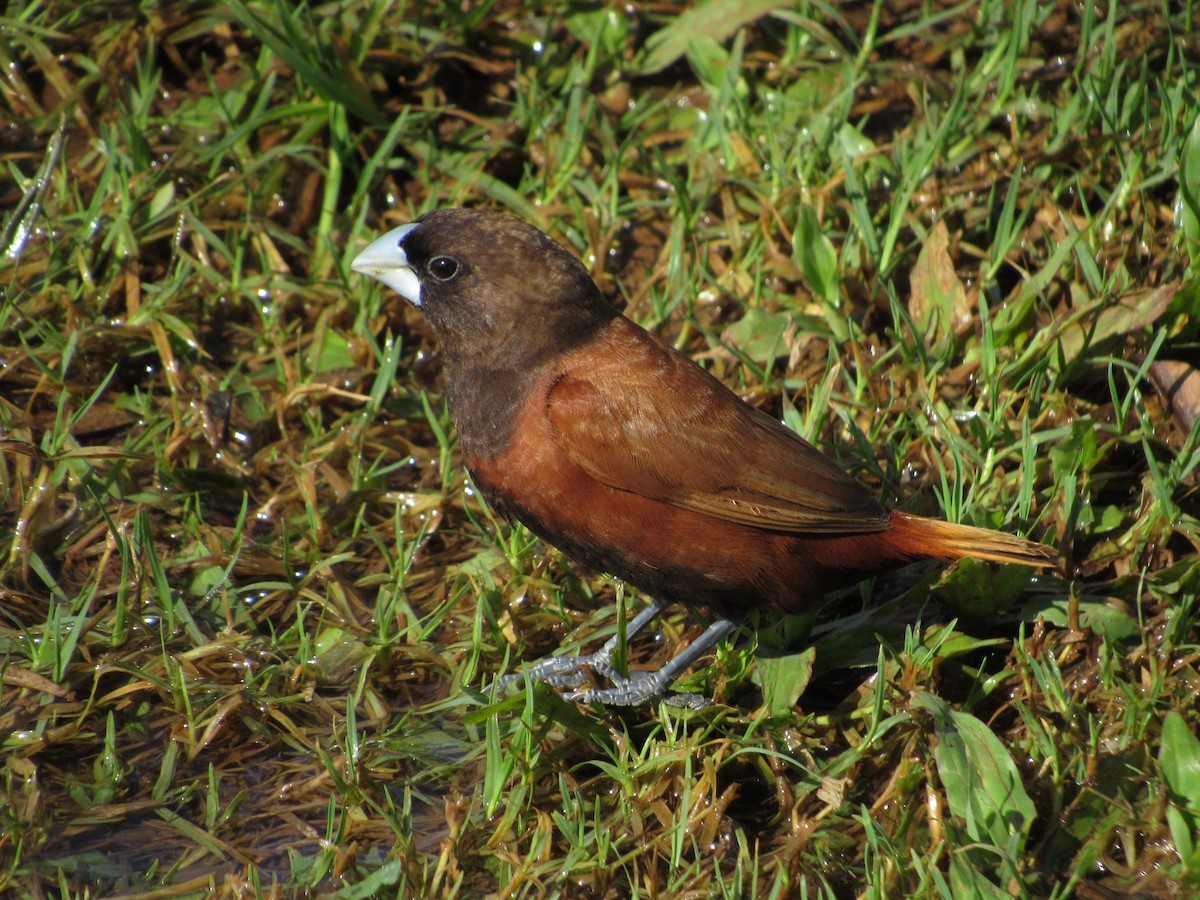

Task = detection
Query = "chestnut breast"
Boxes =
[465,332,834,615]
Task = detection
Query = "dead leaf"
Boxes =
[1055,283,1179,361]
[3,664,75,699]
[909,219,972,348]
[1147,359,1200,433]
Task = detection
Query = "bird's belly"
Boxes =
[467,424,823,617]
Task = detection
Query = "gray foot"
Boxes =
[495,608,737,708]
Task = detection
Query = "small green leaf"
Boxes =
[1048,419,1102,481]
[452,546,507,580]
[793,204,839,304]
[335,860,405,898]
[836,122,878,159]
[187,565,228,599]
[312,628,373,682]
[636,0,791,74]
[722,307,794,365]
[564,7,629,57]
[148,181,175,219]
[752,646,815,716]
[308,328,354,373]
[1096,505,1126,533]
[933,558,1037,619]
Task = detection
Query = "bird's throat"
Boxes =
[442,359,544,464]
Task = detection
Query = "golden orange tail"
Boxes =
[887,511,1059,568]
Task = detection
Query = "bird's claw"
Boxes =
[498,661,713,708]
[562,678,713,709]
[494,653,598,693]
[493,607,732,707]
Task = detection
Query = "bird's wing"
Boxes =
[545,321,890,534]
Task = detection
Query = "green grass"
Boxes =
[3,0,1200,896]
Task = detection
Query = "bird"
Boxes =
[350,208,1058,707]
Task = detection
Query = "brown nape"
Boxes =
[356,208,1058,704]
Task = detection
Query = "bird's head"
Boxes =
[351,208,617,367]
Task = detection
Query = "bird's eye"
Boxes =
[427,256,460,281]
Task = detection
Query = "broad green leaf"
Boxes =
[1161,711,1200,810]
[949,852,1012,900]
[1177,114,1200,270]
[1019,595,1140,642]
[1167,805,1198,867]
[912,691,1036,851]
[336,860,405,899]
[1161,711,1200,876]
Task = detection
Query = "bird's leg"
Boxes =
[495,599,666,692]
[564,618,737,708]
[496,602,738,708]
